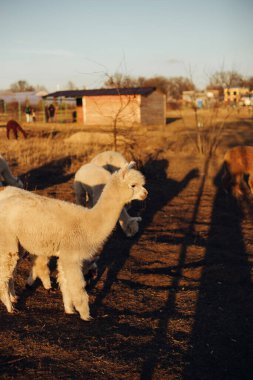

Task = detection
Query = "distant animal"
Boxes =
[0,154,23,188]
[6,120,27,140]
[222,145,253,197]
[0,162,147,319]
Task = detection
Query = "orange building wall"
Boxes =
[83,94,141,125]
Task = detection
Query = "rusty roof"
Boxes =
[43,87,156,99]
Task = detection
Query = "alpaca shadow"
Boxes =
[20,157,74,191]
[182,165,253,380]
[90,159,199,317]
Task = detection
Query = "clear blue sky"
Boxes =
[0,0,252,91]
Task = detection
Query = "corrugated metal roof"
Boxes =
[43,87,156,99]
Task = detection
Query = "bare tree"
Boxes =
[207,70,244,95]
[166,77,196,99]
[104,72,138,88]
[34,84,48,92]
[136,75,169,95]
[91,86,138,151]
[65,81,78,90]
[9,80,35,92]
[242,76,253,90]
[97,72,141,150]
[104,73,196,99]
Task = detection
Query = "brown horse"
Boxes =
[6,119,27,140]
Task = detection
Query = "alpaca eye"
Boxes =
[131,184,136,188]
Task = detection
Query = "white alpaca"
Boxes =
[27,153,135,291]
[0,155,23,188]
[74,163,142,237]
[27,161,141,291]
[0,163,147,320]
[91,150,128,173]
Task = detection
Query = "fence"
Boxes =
[0,100,76,124]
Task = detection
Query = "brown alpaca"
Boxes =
[6,120,27,140]
[222,146,253,197]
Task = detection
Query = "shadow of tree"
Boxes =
[133,154,209,379]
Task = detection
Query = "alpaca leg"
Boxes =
[83,259,98,284]
[0,251,19,313]
[14,127,18,140]
[248,173,253,194]
[231,173,243,197]
[9,259,19,303]
[59,257,91,320]
[86,189,94,208]
[6,126,10,139]
[57,259,75,314]
[0,284,13,313]
[9,278,17,303]
[27,256,51,290]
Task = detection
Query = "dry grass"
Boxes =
[0,106,252,179]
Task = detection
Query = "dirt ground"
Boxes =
[1,110,253,380]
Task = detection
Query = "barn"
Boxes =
[44,87,166,125]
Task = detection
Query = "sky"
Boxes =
[0,0,252,92]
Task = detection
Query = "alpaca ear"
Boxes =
[120,161,136,178]
[128,161,136,169]
[134,216,142,222]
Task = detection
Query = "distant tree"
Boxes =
[207,70,244,91]
[100,72,141,150]
[136,76,169,95]
[34,84,48,92]
[103,73,196,99]
[65,81,78,90]
[242,76,253,91]
[104,72,138,88]
[136,75,196,99]
[9,80,35,92]
[166,77,196,99]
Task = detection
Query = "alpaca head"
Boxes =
[113,162,148,204]
[121,216,142,237]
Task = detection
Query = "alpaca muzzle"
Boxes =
[140,189,148,200]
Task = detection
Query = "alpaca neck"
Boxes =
[85,179,126,245]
